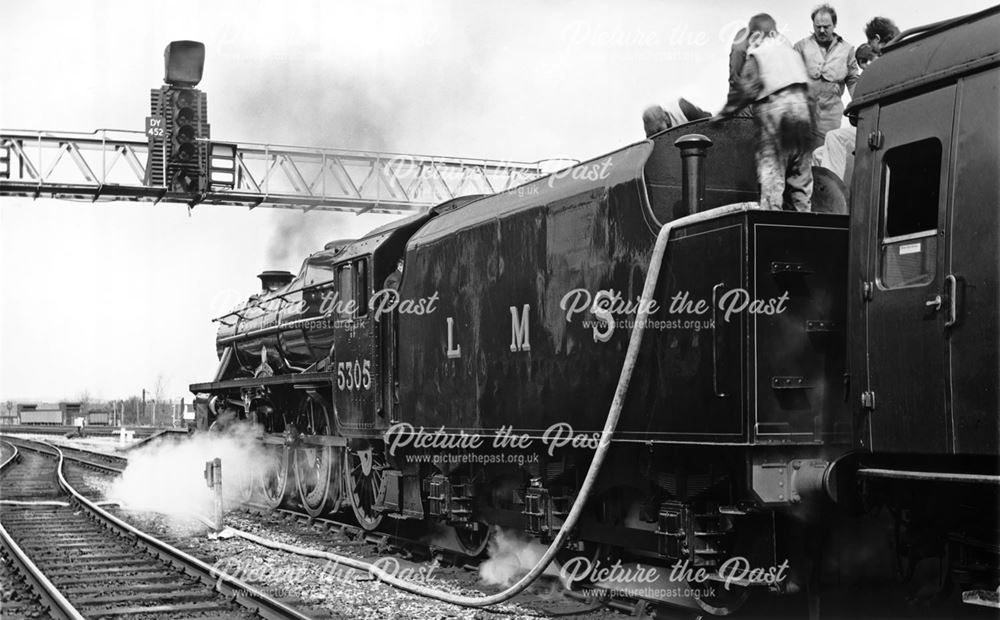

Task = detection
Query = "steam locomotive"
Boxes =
[192,7,999,614]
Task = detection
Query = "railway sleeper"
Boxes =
[80,600,239,617]
[75,588,220,606]
[62,579,198,596]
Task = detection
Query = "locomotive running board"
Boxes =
[300,435,347,447]
[257,433,346,447]
[190,370,332,392]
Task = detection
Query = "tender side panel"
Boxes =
[639,220,746,440]
[752,220,849,441]
[401,145,658,436]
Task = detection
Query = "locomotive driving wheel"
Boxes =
[344,445,386,530]
[237,461,258,504]
[454,523,493,558]
[259,444,291,509]
[691,580,750,615]
[292,396,341,517]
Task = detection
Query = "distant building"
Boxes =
[14,401,88,425]
[62,402,85,424]
[86,409,112,425]
[17,402,64,424]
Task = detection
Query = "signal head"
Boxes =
[164,41,205,87]
[175,142,196,163]
[174,89,196,108]
[176,107,196,125]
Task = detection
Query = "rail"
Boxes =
[3,438,315,620]
[0,439,85,619]
[0,439,17,471]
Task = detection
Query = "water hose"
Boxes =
[219,203,752,608]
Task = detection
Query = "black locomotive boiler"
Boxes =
[192,7,999,614]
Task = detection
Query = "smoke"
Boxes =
[478,528,562,587]
[240,68,409,269]
[224,15,505,274]
[237,60,422,270]
[265,210,357,268]
[107,427,264,519]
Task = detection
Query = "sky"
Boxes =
[1,0,996,402]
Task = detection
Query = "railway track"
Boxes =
[0,438,320,619]
[0,425,175,439]
[52,443,129,473]
[0,439,61,619]
[5,434,991,619]
[1,435,699,618]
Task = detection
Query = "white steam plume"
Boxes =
[478,528,563,587]
[108,427,264,519]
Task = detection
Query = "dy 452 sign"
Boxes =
[146,115,165,138]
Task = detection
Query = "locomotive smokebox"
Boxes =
[674,134,713,215]
[257,270,294,293]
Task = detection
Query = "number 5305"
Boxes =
[337,359,371,391]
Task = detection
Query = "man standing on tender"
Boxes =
[718,14,814,212]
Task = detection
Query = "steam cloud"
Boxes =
[107,427,264,519]
[478,528,563,587]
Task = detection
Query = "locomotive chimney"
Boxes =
[674,134,713,215]
[257,270,294,293]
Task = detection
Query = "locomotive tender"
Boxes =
[192,7,999,613]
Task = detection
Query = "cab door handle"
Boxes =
[711,283,728,398]
[944,274,957,327]
[925,295,942,311]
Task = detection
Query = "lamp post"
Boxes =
[138,388,151,426]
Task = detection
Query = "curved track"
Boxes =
[0,425,174,438]
[0,437,315,620]
[1,435,693,617]
[1,438,73,619]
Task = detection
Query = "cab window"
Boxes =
[879,138,942,289]
[304,264,332,286]
[337,264,354,319]
[355,259,368,317]
[336,259,370,318]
